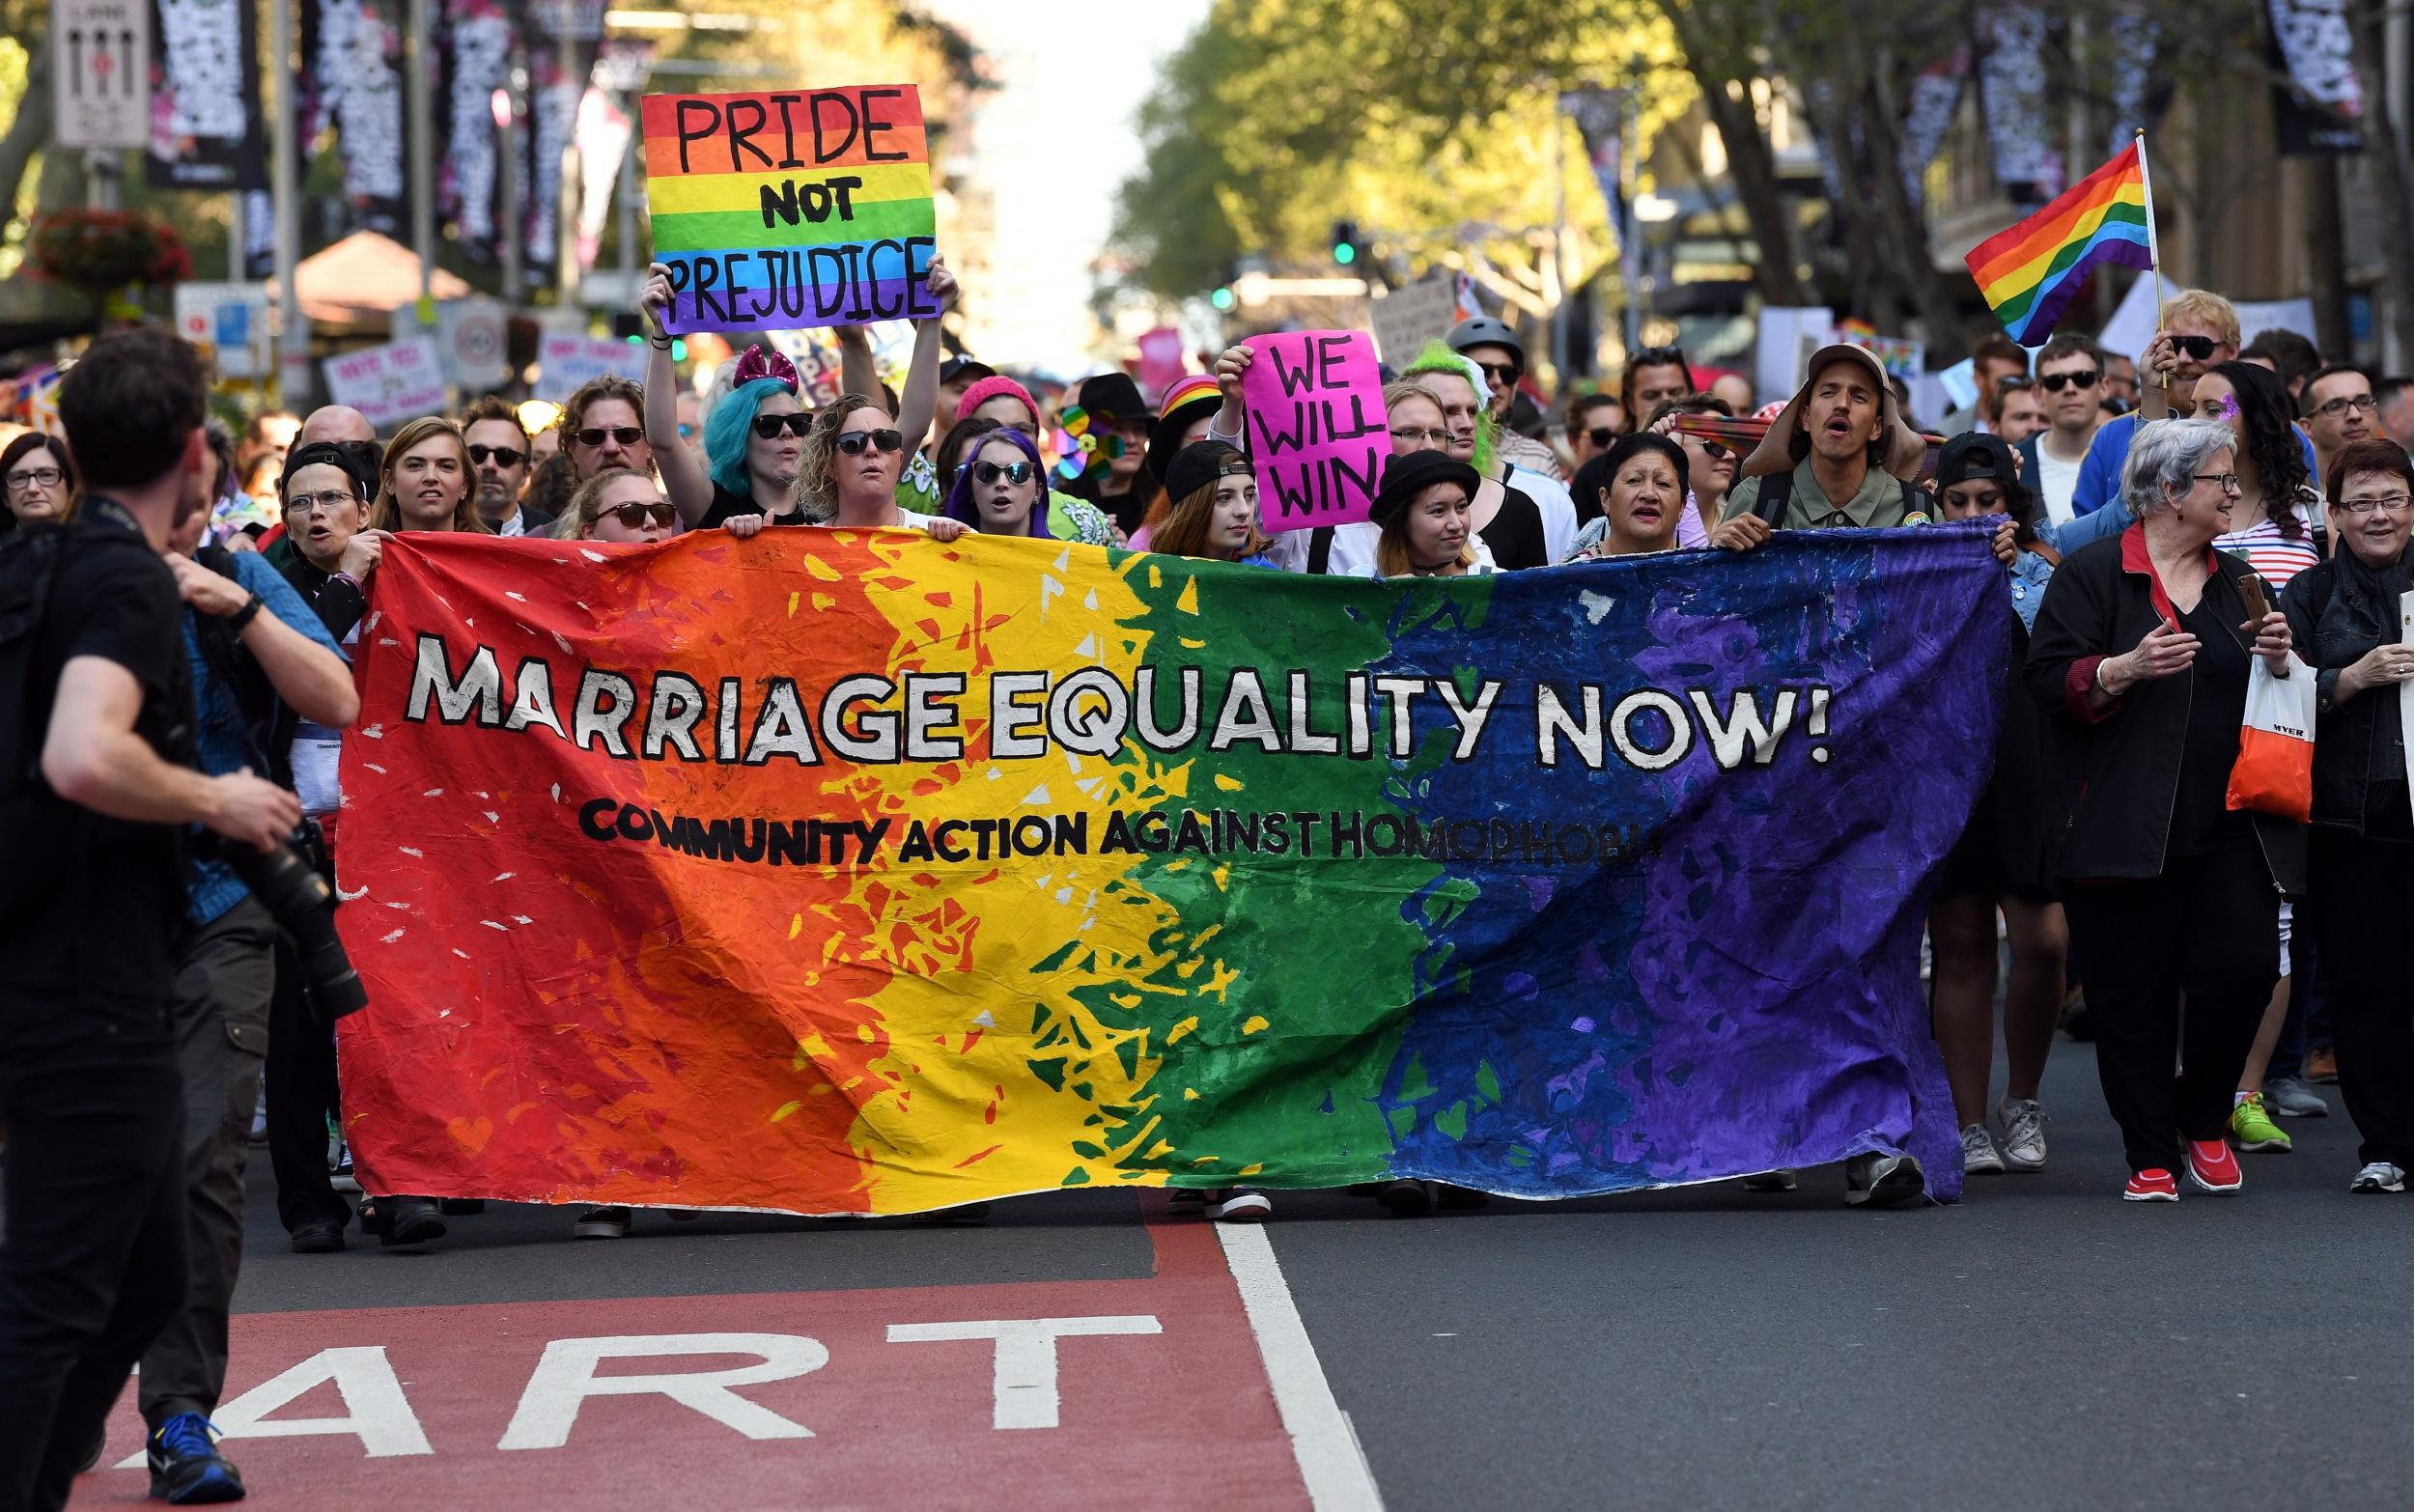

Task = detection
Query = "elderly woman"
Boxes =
[2027,417,2304,1202]
[1565,433,1690,560]
[3,433,75,528]
[2281,437,2414,1193]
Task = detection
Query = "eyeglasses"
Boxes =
[575,426,644,448]
[466,443,526,468]
[1475,361,1521,387]
[4,467,64,493]
[835,428,904,456]
[1390,424,1453,447]
[1585,427,1619,449]
[2337,493,2414,516]
[2173,334,2220,361]
[750,412,811,439]
[2194,472,2243,494]
[968,460,1034,486]
[2038,369,2099,393]
[598,500,679,529]
[2313,393,2375,418]
[284,490,359,517]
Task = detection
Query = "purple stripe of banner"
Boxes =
[2007,236,2155,345]
[663,278,935,335]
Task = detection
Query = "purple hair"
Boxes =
[942,425,1054,538]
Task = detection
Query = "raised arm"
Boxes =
[895,256,956,451]
[638,262,716,525]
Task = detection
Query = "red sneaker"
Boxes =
[2123,1168,2179,1202]
[2185,1139,2243,1194]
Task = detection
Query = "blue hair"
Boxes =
[704,377,795,500]
[943,425,1054,538]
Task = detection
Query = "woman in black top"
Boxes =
[2027,418,2304,1202]
[2280,438,2414,1191]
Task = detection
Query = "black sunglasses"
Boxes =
[601,500,679,529]
[1697,437,1731,462]
[750,412,810,439]
[2173,335,2219,361]
[835,429,904,456]
[575,426,644,448]
[1586,426,1619,449]
[466,443,526,467]
[1475,360,1521,386]
[968,460,1034,486]
[2037,369,2099,393]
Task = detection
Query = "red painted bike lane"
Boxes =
[77,1216,1314,1510]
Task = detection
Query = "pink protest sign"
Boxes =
[1239,330,1388,535]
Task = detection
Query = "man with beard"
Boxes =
[459,395,548,536]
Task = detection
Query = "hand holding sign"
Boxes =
[1239,330,1388,535]
[640,84,940,335]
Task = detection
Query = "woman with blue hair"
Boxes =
[942,425,1113,544]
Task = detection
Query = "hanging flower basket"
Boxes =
[26,209,194,297]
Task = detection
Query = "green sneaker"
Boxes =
[2230,1092,2292,1153]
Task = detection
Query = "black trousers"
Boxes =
[265,933,351,1234]
[2063,821,2281,1173]
[2309,827,2414,1169]
[138,898,275,1427]
[0,989,188,1512]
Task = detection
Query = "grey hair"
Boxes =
[2120,418,2233,519]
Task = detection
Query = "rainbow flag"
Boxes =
[639,85,938,335]
[1964,142,2153,344]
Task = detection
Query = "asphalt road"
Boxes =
[65,1042,2414,1511]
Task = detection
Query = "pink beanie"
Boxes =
[956,375,1041,427]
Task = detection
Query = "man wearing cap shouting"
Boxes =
[1713,344,1935,546]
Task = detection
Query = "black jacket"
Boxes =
[2281,555,2409,834]
[2025,527,2306,891]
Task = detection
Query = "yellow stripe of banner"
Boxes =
[1976,186,2147,304]
[648,161,933,218]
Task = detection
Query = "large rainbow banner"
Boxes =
[639,85,936,334]
[336,526,2008,1213]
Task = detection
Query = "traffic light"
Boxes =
[1331,220,1361,266]
[1210,287,1235,311]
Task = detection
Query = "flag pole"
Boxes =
[2135,127,2164,331]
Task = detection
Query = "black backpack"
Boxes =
[1747,467,1923,525]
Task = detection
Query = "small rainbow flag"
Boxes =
[1965,142,2154,345]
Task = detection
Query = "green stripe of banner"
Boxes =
[652,199,937,255]
[1987,209,2149,326]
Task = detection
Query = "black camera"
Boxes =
[225,819,369,1021]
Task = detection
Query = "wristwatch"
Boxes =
[227,592,265,631]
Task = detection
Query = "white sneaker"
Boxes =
[1995,1096,2048,1172]
[1960,1123,2007,1176]
[573,1205,632,1238]
[2349,1162,2407,1193]
[1209,1190,1273,1222]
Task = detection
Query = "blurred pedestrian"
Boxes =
[2021,336,2110,527]
[2301,363,2377,485]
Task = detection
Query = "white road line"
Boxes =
[1214,1223,1386,1512]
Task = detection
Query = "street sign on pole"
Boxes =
[52,0,151,151]
[177,282,275,380]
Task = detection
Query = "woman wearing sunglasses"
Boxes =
[638,266,811,529]
[794,393,967,541]
[548,468,751,546]
[941,428,1111,543]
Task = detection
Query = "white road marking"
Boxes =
[1215,1223,1386,1511]
[885,1315,1163,1430]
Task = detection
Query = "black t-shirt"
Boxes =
[698,480,809,528]
[1478,485,1550,571]
[0,509,192,1002]
[2168,592,2252,859]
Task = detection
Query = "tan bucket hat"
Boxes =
[1740,343,1929,481]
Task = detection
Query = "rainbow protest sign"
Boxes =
[640,85,937,335]
[337,527,2007,1215]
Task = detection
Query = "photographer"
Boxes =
[0,329,299,1512]
[128,447,358,1502]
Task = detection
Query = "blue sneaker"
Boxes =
[146,1413,245,1503]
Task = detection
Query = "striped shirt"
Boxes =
[2213,505,2320,589]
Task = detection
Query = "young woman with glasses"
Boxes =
[940,427,1110,543]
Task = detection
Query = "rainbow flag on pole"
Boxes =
[1965,141,2156,344]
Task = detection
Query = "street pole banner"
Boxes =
[639,85,939,334]
[147,0,268,189]
[336,525,2004,1215]
[1238,329,1387,534]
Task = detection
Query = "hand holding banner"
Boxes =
[640,84,939,335]
[1239,330,1388,535]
